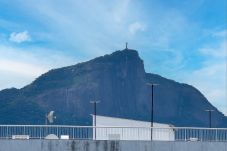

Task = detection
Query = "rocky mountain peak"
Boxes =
[90,49,144,70]
[0,49,226,127]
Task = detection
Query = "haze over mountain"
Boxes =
[0,49,226,127]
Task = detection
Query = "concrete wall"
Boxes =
[0,140,226,151]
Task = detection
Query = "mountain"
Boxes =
[0,49,226,127]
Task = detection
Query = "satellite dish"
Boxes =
[45,111,56,124]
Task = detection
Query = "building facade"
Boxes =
[92,115,175,141]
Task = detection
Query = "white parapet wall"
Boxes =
[92,115,175,141]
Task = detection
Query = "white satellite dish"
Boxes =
[45,111,56,124]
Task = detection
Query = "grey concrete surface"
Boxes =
[0,140,226,151]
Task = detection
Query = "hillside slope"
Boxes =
[0,49,226,127]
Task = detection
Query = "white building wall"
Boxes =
[92,115,175,141]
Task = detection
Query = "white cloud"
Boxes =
[9,31,31,43]
[185,35,227,115]
[0,44,77,90]
[128,22,146,35]
[0,59,47,77]
[0,59,48,90]
[212,30,227,37]
[110,0,131,24]
[199,40,227,58]
[11,0,146,56]
[186,62,226,113]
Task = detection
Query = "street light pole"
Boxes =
[147,83,159,141]
[90,101,100,140]
[205,109,214,128]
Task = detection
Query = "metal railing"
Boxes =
[174,127,227,141]
[0,125,227,141]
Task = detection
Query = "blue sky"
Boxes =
[0,0,226,114]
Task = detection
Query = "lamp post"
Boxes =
[205,109,214,128]
[147,83,159,141]
[90,101,100,140]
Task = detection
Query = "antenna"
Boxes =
[126,42,128,49]
[45,111,56,124]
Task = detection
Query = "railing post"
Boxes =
[57,126,59,138]
[106,127,107,140]
[39,126,41,139]
[200,129,202,141]
[7,126,9,139]
[121,128,123,140]
[23,126,25,135]
[184,129,187,141]
[72,127,74,139]
[215,129,218,141]
[138,128,139,140]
